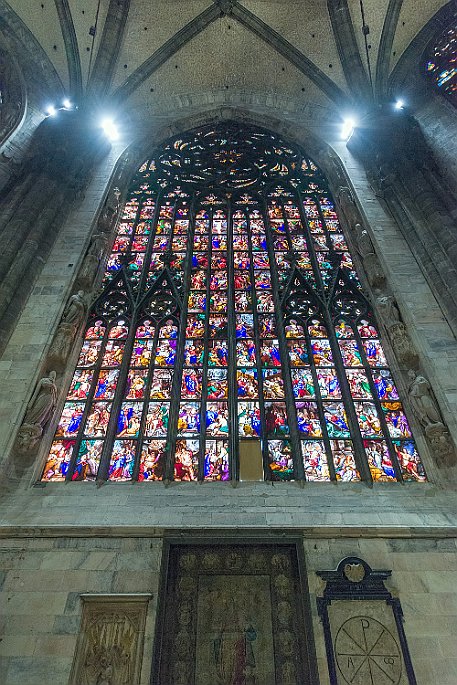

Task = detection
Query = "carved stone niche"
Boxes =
[317,557,417,685]
[69,594,152,685]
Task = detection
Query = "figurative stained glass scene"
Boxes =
[42,124,426,484]
[425,19,457,102]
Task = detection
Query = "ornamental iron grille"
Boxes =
[42,124,426,484]
[425,17,457,103]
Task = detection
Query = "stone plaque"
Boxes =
[70,594,151,685]
[153,543,316,685]
[317,557,417,685]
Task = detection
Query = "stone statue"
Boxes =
[47,291,86,370]
[377,295,401,328]
[407,370,443,429]
[97,207,115,234]
[77,233,108,289]
[355,223,385,288]
[377,295,419,368]
[321,146,347,192]
[24,370,57,427]
[15,371,58,454]
[408,370,456,466]
[62,290,86,328]
[47,323,77,371]
[337,187,359,228]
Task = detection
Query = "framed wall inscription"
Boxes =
[152,542,319,685]
[317,557,417,685]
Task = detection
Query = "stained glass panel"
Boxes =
[42,123,426,484]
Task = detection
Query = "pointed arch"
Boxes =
[40,121,427,486]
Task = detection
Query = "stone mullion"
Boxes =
[226,202,238,482]
[164,199,197,481]
[284,194,336,481]
[262,197,305,482]
[352,324,404,482]
[302,189,372,483]
[197,205,213,482]
[295,190,339,480]
[127,194,162,482]
[246,206,271,480]
[95,322,136,482]
[65,325,112,481]
[311,198,373,485]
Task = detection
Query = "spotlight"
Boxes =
[341,117,356,140]
[394,99,404,110]
[101,117,119,141]
[46,105,57,117]
[62,98,72,109]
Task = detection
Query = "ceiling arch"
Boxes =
[0,0,452,117]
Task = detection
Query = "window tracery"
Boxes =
[41,124,426,484]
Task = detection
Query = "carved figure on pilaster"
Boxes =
[77,233,108,289]
[377,296,419,368]
[97,206,116,234]
[408,370,456,466]
[354,223,385,288]
[47,291,87,370]
[337,187,360,228]
[320,146,348,194]
[14,371,58,455]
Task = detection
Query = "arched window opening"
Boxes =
[41,124,426,484]
[425,19,457,104]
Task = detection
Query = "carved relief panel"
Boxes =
[70,594,151,685]
[153,543,318,685]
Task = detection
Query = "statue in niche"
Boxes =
[407,370,455,466]
[47,291,86,370]
[355,223,385,288]
[377,295,419,368]
[321,146,347,192]
[337,187,360,229]
[408,370,445,429]
[24,370,57,427]
[15,371,58,454]
[77,233,108,289]
[62,290,86,328]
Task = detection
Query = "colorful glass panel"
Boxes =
[43,123,426,484]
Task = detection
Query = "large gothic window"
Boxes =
[425,19,457,104]
[42,124,426,484]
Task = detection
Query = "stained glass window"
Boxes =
[41,124,426,484]
[425,19,457,102]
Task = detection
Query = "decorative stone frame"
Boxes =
[317,557,417,685]
[151,536,320,685]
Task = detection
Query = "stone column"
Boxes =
[347,107,457,336]
[0,109,110,352]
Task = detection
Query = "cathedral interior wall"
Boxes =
[1,534,457,684]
